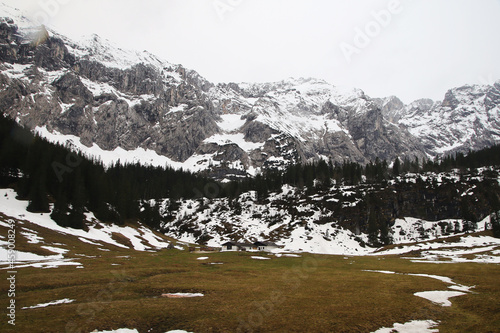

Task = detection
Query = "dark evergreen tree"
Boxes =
[460,199,477,233]
[379,220,392,245]
[26,139,50,213]
[392,157,401,177]
[445,222,454,235]
[367,211,379,246]
[51,187,69,227]
[26,178,50,213]
[402,156,411,174]
[315,159,331,189]
[67,169,86,229]
[491,211,500,238]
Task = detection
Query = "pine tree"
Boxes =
[491,211,500,238]
[379,220,392,245]
[393,157,401,177]
[402,157,411,174]
[445,222,454,235]
[26,179,50,213]
[51,188,69,227]
[367,209,379,246]
[255,174,268,202]
[26,145,50,213]
[68,170,86,229]
[460,199,477,233]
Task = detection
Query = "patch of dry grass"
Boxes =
[1,249,499,333]
[1,218,499,333]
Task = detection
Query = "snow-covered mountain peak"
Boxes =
[232,77,369,117]
[441,83,499,110]
[1,2,499,179]
[0,3,179,77]
[67,33,174,72]
[397,82,500,155]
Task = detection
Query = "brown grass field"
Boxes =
[1,219,500,333]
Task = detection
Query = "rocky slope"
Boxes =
[0,4,499,181]
[156,166,499,253]
[376,83,500,155]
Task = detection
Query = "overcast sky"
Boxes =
[4,0,500,103]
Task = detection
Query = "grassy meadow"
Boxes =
[1,225,500,333]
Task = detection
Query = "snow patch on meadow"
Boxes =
[22,298,75,309]
[372,320,439,333]
[364,269,473,309]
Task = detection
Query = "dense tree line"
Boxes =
[224,157,391,201]
[422,146,500,172]
[0,115,211,229]
[228,145,500,201]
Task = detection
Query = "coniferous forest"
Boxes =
[0,114,210,228]
[1,114,500,236]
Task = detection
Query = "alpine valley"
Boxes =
[0,3,500,253]
[2,4,500,333]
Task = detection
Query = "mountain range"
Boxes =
[1,4,499,181]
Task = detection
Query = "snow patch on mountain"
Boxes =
[397,83,500,155]
[204,133,265,152]
[34,126,230,174]
[217,114,247,131]
[74,34,174,71]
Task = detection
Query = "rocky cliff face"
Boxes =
[0,15,221,163]
[208,78,428,171]
[1,7,499,180]
[377,85,500,156]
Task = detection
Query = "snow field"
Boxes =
[35,126,246,175]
